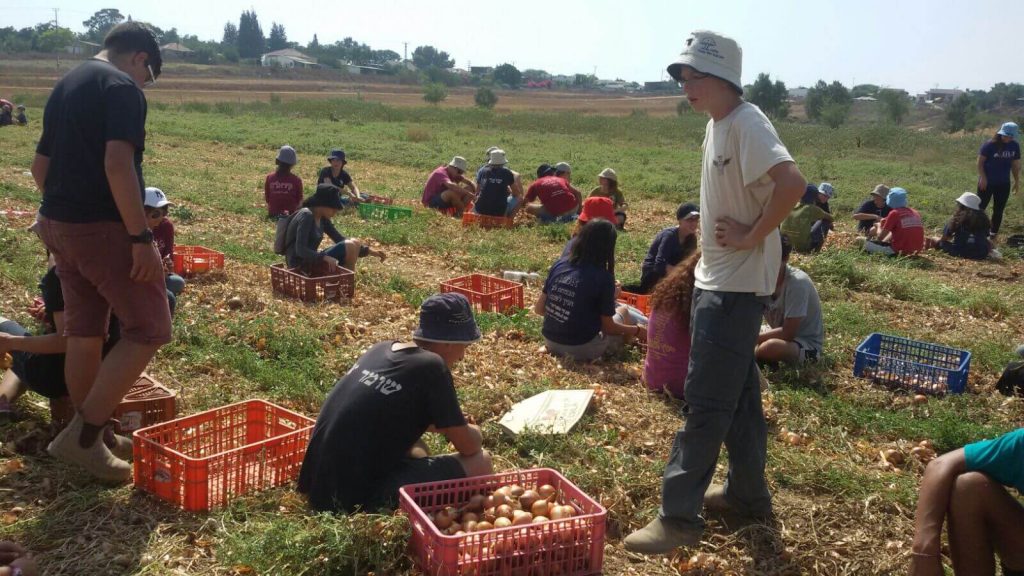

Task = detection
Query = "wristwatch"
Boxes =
[128,229,154,244]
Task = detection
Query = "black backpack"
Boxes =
[996,361,1024,397]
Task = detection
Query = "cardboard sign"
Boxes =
[499,390,594,436]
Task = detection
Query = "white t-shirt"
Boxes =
[694,102,794,296]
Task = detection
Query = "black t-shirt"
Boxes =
[855,199,891,232]
[318,166,353,189]
[475,166,516,216]
[542,258,617,345]
[297,341,466,512]
[37,59,147,223]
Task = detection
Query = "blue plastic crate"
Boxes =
[853,333,970,395]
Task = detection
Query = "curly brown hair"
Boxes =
[649,251,700,319]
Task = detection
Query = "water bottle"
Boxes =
[503,271,541,283]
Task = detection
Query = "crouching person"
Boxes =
[297,293,493,513]
[755,235,824,366]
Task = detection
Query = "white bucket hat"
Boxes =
[955,192,982,211]
[667,30,743,93]
[488,149,508,166]
[598,168,617,182]
[448,156,469,172]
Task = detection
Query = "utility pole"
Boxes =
[53,7,60,70]
[403,42,408,62]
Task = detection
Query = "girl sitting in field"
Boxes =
[589,168,627,229]
[533,219,644,361]
[283,184,385,275]
[265,145,304,219]
[643,252,700,399]
[318,149,365,206]
[925,192,994,260]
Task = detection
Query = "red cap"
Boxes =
[579,197,616,223]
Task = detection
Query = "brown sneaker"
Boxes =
[704,484,772,520]
[47,414,131,483]
[623,517,702,554]
[103,425,134,461]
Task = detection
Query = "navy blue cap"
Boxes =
[327,149,346,162]
[413,293,481,344]
[801,183,819,205]
[676,202,699,220]
[303,183,345,210]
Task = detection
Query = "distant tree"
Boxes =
[574,74,597,88]
[237,10,265,58]
[222,22,238,47]
[37,27,74,52]
[423,82,448,105]
[422,66,459,87]
[989,82,1024,108]
[676,98,692,116]
[820,102,851,128]
[475,86,498,109]
[493,63,522,88]
[851,84,880,98]
[193,45,216,65]
[946,94,978,133]
[268,22,288,51]
[222,46,239,63]
[805,80,852,123]
[179,34,202,50]
[82,8,124,42]
[877,89,910,125]
[163,27,179,44]
[747,72,790,120]
[412,45,454,69]
[308,34,319,51]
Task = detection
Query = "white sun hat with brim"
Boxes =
[598,168,617,182]
[448,156,469,172]
[955,192,982,211]
[666,30,743,93]
[488,149,508,166]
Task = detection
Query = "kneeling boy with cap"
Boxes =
[298,293,493,513]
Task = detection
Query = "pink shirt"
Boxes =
[643,307,690,398]
[422,166,451,206]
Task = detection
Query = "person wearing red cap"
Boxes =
[557,197,618,265]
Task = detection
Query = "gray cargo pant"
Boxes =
[660,288,772,529]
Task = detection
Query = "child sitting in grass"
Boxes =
[755,235,824,366]
[925,192,993,260]
[864,187,925,256]
[589,168,627,229]
[283,184,385,275]
[534,219,643,361]
[145,187,185,314]
[780,184,833,253]
[318,149,365,206]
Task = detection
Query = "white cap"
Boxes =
[144,187,173,208]
[954,192,981,211]
[667,30,743,93]
[448,156,468,172]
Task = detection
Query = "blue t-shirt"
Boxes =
[939,219,990,260]
[541,258,616,345]
[979,140,1021,184]
[475,166,516,216]
[640,226,689,292]
[855,199,891,232]
[964,428,1024,492]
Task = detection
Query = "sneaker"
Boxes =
[47,414,131,483]
[703,484,772,521]
[103,424,134,461]
[622,517,702,554]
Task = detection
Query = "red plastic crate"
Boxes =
[52,373,177,434]
[173,246,225,277]
[400,468,606,576]
[616,291,651,316]
[270,263,355,302]
[462,211,515,229]
[132,399,315,511]
[440,274,524,314]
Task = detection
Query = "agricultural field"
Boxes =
[0,93,1023,575]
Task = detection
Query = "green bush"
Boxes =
[474,86,498,109]
[422,83,448,105]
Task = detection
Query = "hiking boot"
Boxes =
[623,517,702,554]
[703,484,772,521]
[103,424,134,461]
[47,414,131,483]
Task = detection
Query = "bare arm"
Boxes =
[438,423,483,457]
[756,316,802,344]
[716,161,806,250]
[910,449,966,576]
[600,315,644,340]
[533,293,546,316]
[852,212,882,221]
[30,154,49,192]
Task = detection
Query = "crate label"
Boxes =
[154,468,172,483]
[120,411,143,431]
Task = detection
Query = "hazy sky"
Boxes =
[3,0,1020,93]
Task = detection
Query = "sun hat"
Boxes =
[536,163,556,178]
[484,145,500,159]
[276,145,298,165]
[997,122,1019,139]
[327,149,346,162]
[144,187,173,209]
[870,184,890,198]
[598,168,617,182]
[676,201,700,220]
[448,156,469,172]
[666,30,743,93]
[818,182,835,199]
[886,187,908,209]
[16,104,25,110]
[579,197,617,223]
[553,162,571,174]
[488,149,508,166]
[304,183,345,210]
[955,191,982,211]
[413,293,481,345]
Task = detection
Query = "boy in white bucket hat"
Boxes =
[421,156,477,216]
[625,30,807,555]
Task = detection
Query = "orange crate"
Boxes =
[52,373,176,434]
[617,291,651,316]
[132,399,315,511]
[173,246,225,276]
[400,468,606,576]
[440,274,523,314]
[270,263,354,302]
[462,211,515,229]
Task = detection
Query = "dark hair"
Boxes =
[649,251,700,320]
[569,219,616,273]
[780,233,793,261]
[275,159,292,175]
[990,132,1006,151]
[949,204,991,235]
[104,22,162,79]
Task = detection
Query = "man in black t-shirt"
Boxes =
[30,22,169,483]
[298,293,493,512]
[474,149,524,217]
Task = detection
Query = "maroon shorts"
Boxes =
[37,217,172,345]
